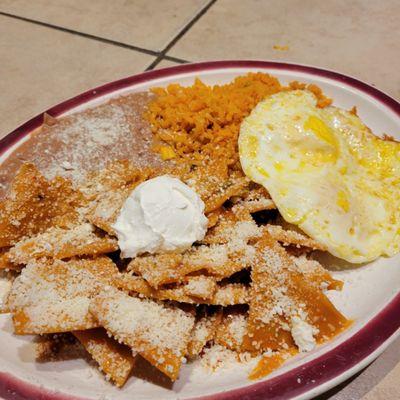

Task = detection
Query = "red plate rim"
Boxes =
[0,60,399,400]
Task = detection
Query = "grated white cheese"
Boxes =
[0,273,12,312]
[200,344,256,372]
[7,258,116,333]
[226,314,247,345]
[200,344,239,371]
[184,276,217,299]
[90,287,195,357]
[290,316,318,352]
[7,223,117,264]
[191,319,211,345]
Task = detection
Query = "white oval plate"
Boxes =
[1,61,399,400]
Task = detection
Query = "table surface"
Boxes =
[0,1,399,399]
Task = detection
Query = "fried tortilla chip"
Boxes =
[86,188,130,236]
[74,328,136,387]
[83,161,160,234]
[3,223,117,265]
[200,209,255,245]
[211,283,249,306]
[0,252,21,271]
[81,160,156,200]
[231,185,276,214]
[0,164,83,247]
[90,286,195,381]
[127,253,203,288]
[264,224,326,251]
[242,235,349,353]
[248,351,293,380]
[204,175,250,214]
[291,255,343,291]
[233,198,276,214]
[183,276,217,300]
[115,274,249,306]
[8,257,118,334]
[128,217,261,286]
[215,312,247,352]
[158,282,249,306]
[181,159,249,213]
[187,312,222,359]
[189,219,261,279]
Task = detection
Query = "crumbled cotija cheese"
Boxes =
[0,273,12,311]
[226,314,247,345]
[184,276,216,299]
[290,316,318,352]
[200,344,255,372]
[90,287,195,356]
[7,258,116,333]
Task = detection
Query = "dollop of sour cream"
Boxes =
[112,175,208,258]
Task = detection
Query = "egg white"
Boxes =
[239,90,400,263]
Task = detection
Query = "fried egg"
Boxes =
[239,90,400,263]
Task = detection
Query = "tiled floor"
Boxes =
[168,0,400,99]
[0,1,399,399]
